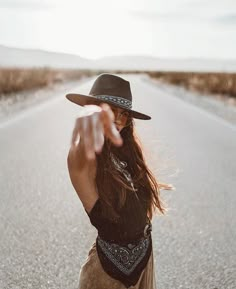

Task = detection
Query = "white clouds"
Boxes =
[129,10,211,23]
[0,0,54,10]
[214,13,236,25]
[0,0,235,59]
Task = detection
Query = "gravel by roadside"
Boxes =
[144,76,236,127]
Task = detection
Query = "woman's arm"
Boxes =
[67,137,98,213]
[66,103,123,213]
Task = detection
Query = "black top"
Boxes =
[86,188,149,244]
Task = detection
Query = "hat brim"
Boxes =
[65,93,151,120]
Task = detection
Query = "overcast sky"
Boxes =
[0,0,235,59]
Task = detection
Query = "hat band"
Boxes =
[94,95,132,109]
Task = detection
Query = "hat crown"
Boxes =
[89,74,132,102]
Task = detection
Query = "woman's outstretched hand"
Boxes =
[70,103,123,160]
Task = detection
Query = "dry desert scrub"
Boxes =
[1,68,236,102]
[0,68,97,97]
[147,71,236,99]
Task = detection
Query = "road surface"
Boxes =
[0,74,235,289]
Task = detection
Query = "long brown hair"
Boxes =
[95,119,168,221]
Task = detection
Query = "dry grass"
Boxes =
[147,71,236,99]
[0,68,97,96]
[1,68,236,102]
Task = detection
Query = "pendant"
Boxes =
[110,153,138,194]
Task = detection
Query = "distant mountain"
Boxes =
[0,45,236,72]
[92,55,236,72]
[0,45,92,69]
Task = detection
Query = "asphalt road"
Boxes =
[0,74,235,289]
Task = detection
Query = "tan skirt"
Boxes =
[78,242,157,289]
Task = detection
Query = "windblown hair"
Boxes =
[95,119,168,221]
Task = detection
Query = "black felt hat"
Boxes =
[65,73,151,120]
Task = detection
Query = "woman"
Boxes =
[66,73,174,289]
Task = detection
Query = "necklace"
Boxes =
[110,152,138,196]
